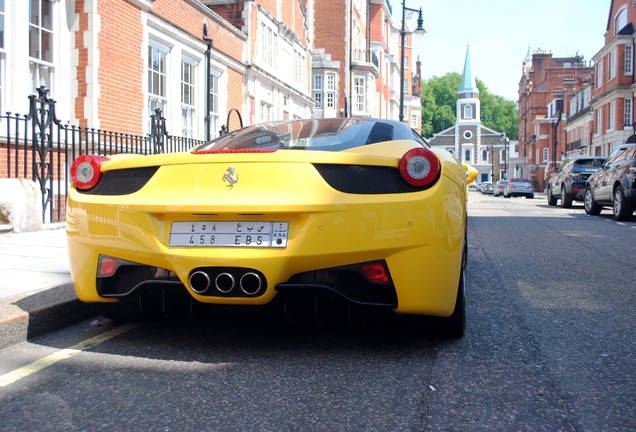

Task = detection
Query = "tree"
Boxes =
[421,73,518,140]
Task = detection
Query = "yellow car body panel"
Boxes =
[67,133,468,318]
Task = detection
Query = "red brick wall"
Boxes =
[73,1,246,134]
[314,0,347,109]
[95,0,145,134]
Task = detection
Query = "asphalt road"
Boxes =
[0,192,634,431]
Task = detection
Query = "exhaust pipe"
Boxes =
[189,271,211,294]
[214,272,236,293]
[240,272,262,295]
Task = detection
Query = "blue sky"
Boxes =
[395,0,611,101]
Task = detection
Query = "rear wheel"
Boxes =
[584,187,602,215]
[560,185,572,208]
[435,268,466,339]
[613,186,634,221]
[547,187,557,206]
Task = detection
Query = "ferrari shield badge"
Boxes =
[223,166,239,189]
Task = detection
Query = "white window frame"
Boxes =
[596,108,602,135]
[29,0,55,93]
[180,57,196,138]
[259,21,277,69]
[464,148,472,163]
[410,113,418,128]
[543,147,549,163]
[609,100,616,131]
[148,41,169,127]
[625,98,633,127]
[260,101,273,122]
[326,91,335,109]
[313,74,322,91]
[615,6,628,34]
[609,50,616,80]
[326,73,336,109]
[326,73,336,91]
[463,104,473,119]
[353,76,365,114]
[314,91,322,109]
[208,71,220,139]
[597,61,604,89]
[625,45,633,75]
[482,149,488,163]
[500,148,507,164]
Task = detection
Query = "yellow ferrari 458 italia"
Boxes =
[67,118,470,337]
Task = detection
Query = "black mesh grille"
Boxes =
[313,164,419,194]
[80,166,159,195]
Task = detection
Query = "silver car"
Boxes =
[493,180,508,197]
[504,178,534,198]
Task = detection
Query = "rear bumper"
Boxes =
[67,182,466,317]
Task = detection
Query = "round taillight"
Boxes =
[70,155,109,190]
[398,148,440,188]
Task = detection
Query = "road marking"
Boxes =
[0,323,138,387]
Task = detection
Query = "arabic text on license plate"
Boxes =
[169,221,289,248]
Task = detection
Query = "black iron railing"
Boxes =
[1,87,206,223]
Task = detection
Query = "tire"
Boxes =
[547,187,557,206]
[527,194,534,199]
[560,185,572,208]
[584,187,602,215]
[436,268,466,339]
[613,186,634,221]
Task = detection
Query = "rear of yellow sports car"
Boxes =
[67,120,467,335]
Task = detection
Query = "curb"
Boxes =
[0,283,97,350]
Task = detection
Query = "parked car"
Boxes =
[504,178,534,198]
[547,157,605,208]
[480,182,494,194]
[66,118,470,338]
[493,180,508,197]
[584,143,636,221]
[468,183,479,191]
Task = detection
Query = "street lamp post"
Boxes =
[500,132,509,180]
[490,140,494,182]
[399,2,426,123]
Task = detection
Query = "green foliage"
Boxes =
[420,73,519,140]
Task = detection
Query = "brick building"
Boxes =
[590,0,636,154]
[517,0,636,192]
[208,0,314,125]
[517,51,594,191]
[311,0,422,129]
[1,0,249,139]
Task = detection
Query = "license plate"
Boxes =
[169,221,289,248]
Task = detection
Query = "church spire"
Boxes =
[458,45,479,96]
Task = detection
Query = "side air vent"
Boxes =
[79,166,159,195]
[313,164,420,194]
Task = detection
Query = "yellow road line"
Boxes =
[0,323,139,388]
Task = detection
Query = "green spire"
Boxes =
[458,45,479,96]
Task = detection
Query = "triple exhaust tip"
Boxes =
[189,270,262,296]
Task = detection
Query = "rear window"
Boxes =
[573,158,604,168]
[194,118,423,152]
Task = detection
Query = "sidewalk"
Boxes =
[0,226,95,350]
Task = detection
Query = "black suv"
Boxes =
[584,143,636,221]
[547,157,605,208]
